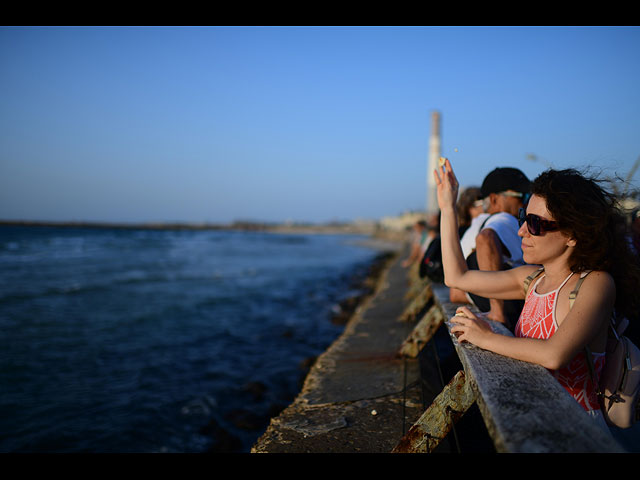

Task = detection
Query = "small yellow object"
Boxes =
[455,312,466,317]
[439,157,447,167]
[371,409,378,416]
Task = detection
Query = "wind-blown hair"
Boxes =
[531,168,640,318]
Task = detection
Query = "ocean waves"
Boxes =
[0,225,384,452]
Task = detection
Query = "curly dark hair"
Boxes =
[531,168,640,319]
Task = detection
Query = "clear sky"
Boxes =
[1,26,639,224]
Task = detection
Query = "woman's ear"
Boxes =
[566,237,577,248]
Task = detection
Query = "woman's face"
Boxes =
[518,194,575,266]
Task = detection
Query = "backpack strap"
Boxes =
[568,270,591,309]
[570,271,605,398]
[583,348,603,397]
[523,267,544,296]
[467,214,496,257]
[476,213,495,232]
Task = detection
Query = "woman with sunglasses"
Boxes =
[434,158,640,428]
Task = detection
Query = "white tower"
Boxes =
[426,110,441,215]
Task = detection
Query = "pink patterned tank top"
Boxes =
[514,272,605,411]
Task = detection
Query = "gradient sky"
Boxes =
[1,26,639,224]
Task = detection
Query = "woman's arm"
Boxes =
[434,158,530,300]
[450,271,614,369]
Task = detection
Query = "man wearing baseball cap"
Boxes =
[457,166,531,330]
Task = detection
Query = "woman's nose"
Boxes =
[517,221,529,238]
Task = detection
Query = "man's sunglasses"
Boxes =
[499,191,531,205]
[518,208,559,236]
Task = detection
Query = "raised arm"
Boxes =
[434,158,530,300]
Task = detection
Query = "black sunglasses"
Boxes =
[518,208,559,236]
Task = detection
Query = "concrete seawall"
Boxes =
[251,245,490,453]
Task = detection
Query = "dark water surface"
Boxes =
[0,225,389,453]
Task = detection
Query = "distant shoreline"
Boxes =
[0,219,380,236]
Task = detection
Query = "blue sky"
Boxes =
[1,26,639,224]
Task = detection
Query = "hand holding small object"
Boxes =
[433,157,459,211]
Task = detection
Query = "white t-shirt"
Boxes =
[460,213,490,259]
[460,212,524,266]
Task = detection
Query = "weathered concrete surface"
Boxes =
[251,250,446,453]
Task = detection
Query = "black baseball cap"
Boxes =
[480,167,531,198]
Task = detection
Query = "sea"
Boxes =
[0,224,394,453]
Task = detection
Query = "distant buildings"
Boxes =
[379,211,427,232]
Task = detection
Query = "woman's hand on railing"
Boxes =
[449,306,494,348]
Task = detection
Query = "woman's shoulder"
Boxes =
[573,270,616,306]
[579,270,615,290]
